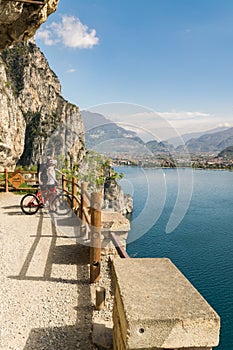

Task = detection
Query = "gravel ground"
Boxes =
[0,193,114,350]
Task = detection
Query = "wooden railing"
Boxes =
[0,168,38,192]
[57,171,81,212]
[56,172,102,284]
[61,174,102,283]
[110,232,129,258]
[1,167,129,279]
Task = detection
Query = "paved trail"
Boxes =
[0,193,97,350]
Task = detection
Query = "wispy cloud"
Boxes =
[36,29,57,46]
[217,122,232,128]
[155,111,212,121]
[87,104,232,141]
[87,105,215,141]
[66,68,76,74]
[36,15,99,49]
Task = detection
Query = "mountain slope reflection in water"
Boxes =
[117,167,233,350]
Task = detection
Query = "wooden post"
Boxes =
[62,174,67,192]
[90,191,102,284]
[5,168,8,192]
[72,176,77,209]
[79,182,88,237]
[96,286,106,310]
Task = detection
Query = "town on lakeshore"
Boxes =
[110,153,233,170]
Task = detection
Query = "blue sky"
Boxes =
[35,0,233,138]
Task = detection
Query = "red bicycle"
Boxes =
[20,187,73,215]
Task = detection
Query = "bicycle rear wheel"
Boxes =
[52,193,72,216]
[20,194,40,215]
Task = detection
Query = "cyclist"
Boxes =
[46,158,57,212]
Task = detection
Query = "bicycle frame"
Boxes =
[20,186,71,215]
[36,186,57,205]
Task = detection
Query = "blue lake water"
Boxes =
[117,166,233,350]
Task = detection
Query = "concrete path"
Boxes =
[0,192,97,350]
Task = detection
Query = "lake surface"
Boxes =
[117,166,233,350]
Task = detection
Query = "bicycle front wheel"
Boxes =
[20,194,40,215]
[52,193,72,216]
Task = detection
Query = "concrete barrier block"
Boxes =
[112,258,220,349]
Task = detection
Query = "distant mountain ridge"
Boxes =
[168,127,229,147]
[81,110,233,155]
[81,110,144,151]
[180,127,233,153]
[146,140,174,153]
[81,110,175,155]
[218,146,233,159]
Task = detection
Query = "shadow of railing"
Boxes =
[7,207,95,349]
[18,211,44,277]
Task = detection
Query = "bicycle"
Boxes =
[20,187,73,216]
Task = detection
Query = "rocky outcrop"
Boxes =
[104,178,133,215]
[0,0,59,50]
[0,40,85,170]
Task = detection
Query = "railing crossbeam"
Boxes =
[110,232,129,258]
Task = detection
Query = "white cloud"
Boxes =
[36,29,58,46]
[66,68,76,73]
[154,110,212,121]
[36,15,99,49]
[217,122,232,128]
[107,109,215,138]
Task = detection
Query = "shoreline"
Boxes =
[114,164,233,171]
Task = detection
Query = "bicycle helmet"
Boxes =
[47,158,57,166]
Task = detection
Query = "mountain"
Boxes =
[146,140,174,153]
[218,146,233,159]
[81,110,176,155]
[0,40,85,170]
[178,127,233,153]
[81,110,147,154]
[168,127,229,147]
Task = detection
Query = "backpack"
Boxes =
[39,163,48,185]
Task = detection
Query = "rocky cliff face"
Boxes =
[0,40,85,170]
[0,60,25,168]
[104,178,133,215]
[0,0,59,50]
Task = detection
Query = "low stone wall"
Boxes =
[112,258,220,350]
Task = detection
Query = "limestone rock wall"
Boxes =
[0,62,25,168]
[0,40,86,170]
[104,178,133,215]
[0,0,59,50]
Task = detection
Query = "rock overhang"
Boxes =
[0,0,59,50]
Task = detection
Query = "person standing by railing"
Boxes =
[38,161,49,207]
[46,157,57,212]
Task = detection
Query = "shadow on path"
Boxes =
[19,211,44,277]
[3,203,24,215]
[6,203,96,350]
